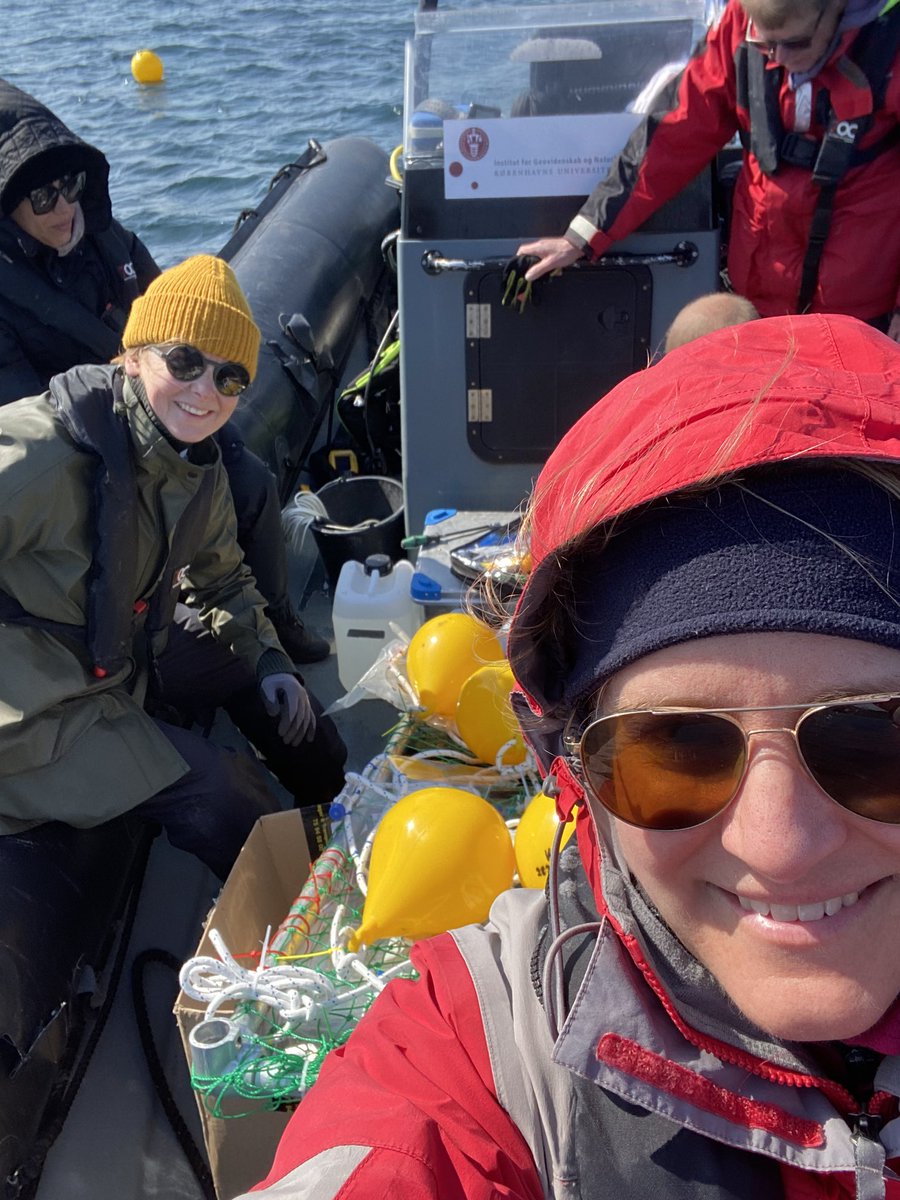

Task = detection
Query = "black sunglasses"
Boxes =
[568,694,900,830]
[147,343,250,397]
[28,171,87,216]
[747,4,827,54]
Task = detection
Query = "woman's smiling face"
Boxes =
[124,344,239,443]
[598,631,900,1041]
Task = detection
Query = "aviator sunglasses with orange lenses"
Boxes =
[567,694,900,830]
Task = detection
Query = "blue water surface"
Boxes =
[3,0,412,265]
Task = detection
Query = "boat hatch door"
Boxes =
[464,262,652,463]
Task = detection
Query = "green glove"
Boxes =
[501,255,541,313]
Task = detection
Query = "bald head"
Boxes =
[664,292,760,354]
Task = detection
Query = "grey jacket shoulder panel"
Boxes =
[235,1145,372,1200]
[453,890,580,1199]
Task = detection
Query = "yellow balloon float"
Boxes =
[406,612,504,718]
[514,792,577,889]
[456,661,526,766]
[348,786,515,949]
[131,49,165,85]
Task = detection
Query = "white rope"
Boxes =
[329,904,411,995]
[281,485,383,561]
[179,927,338,1028]
[281,490,330,560]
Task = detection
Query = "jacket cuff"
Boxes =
[566,216,612,261]
[256,647,296,681]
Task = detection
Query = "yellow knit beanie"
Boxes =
[122,254,261,380]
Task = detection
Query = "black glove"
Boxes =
[501,255,541,313]
[259,673,316,746]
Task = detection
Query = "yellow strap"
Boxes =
[328,449,359,475]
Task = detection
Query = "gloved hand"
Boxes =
[501,254,542,313]
[259,673,316,746]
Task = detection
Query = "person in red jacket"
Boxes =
[244,314,900,1200]
[518,0,900,340]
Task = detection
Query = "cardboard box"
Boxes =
[174,810,312,1199]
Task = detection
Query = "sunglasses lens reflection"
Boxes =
[798,703,900,824]
[158,344,250,397]
[581,712,746,829]
[29,171,87,215]
[163,345,206,381]
[212,363,251,396]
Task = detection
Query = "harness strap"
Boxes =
[0,222,142,360]
[0,246,123,361]
[794,9,900,310]
[0,589,92,656]
[797,182,838,312]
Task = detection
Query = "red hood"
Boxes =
[509,313,900,723]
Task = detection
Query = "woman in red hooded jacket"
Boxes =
[244,313,900,1200]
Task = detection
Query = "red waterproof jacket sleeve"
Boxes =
[248,934,544,1200]
[567,3,743,258]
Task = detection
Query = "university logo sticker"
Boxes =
[459,126,490,161]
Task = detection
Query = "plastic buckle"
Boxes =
[779,132,819,170]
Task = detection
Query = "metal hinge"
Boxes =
[467,388,493,422]
[465,303,492,339]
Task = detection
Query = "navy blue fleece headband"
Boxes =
[564,466,900,708]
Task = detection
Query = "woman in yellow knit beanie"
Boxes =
[0,252,346,881]
[120,254,260,443]
[124,254,260,376]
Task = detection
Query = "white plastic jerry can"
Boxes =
[332,554,422,691]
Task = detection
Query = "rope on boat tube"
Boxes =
[132,948,216,1200]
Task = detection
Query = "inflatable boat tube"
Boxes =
[220,136,400,497]
[0,818,150,1191]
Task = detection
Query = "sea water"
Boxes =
[3,0,412,264]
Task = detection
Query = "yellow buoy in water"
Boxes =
[131,49,164,85]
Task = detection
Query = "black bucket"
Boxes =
[311,475,405,590]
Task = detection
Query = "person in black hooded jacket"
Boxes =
[0,76,328,664]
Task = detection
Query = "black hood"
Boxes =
[0,77,111,228]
